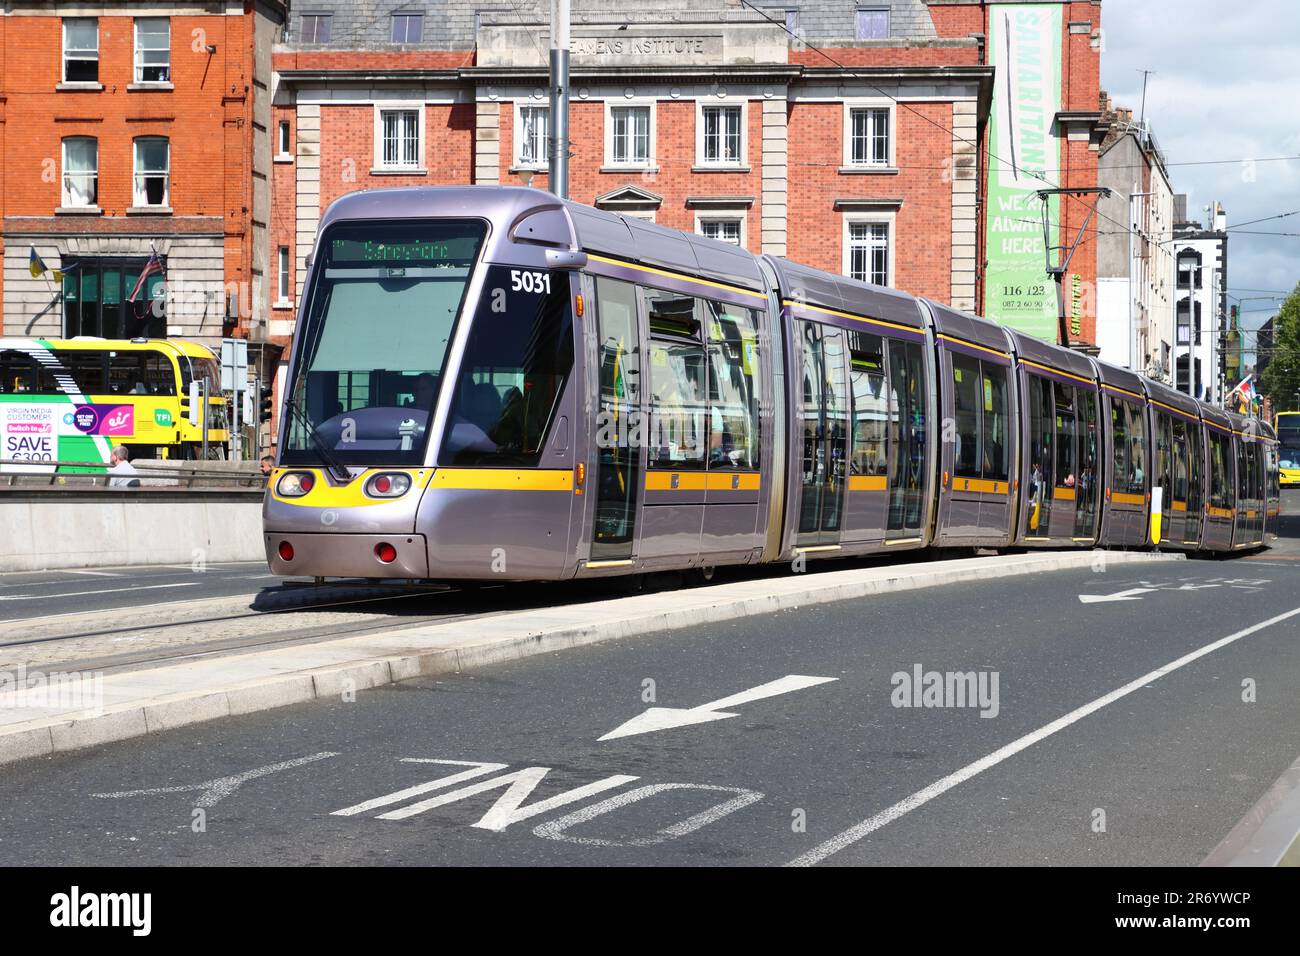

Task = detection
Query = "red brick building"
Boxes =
[0,1,285,352]
[262,1,1102,447]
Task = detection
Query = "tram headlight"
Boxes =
[276,471,315,497]
[365,472,412,498]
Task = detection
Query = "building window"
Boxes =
[698,219,742,246]
[785,10,799,35]
[845,219,890,286]
[378,108,422,168]
[608,105,652,166]
[517,105,549,168]
[133,137,170,208]
[277,247,290,302]
[699,105,743,166]
[391,13,423,43]
[848,107,890,166]
[278,121,292,156]
[62,137,98,208]
[299,13,332,43]
[856,7,890,39]
[62,258,166,339]
[134,18,170,83]
[63,18,98,83]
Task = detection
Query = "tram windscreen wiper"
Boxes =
[283,393,353,484]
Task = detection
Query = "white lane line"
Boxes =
[0,582,199,603]
[787,604,1300,868]
[59,569,122,577]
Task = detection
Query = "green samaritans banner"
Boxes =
[985,3,1063,342]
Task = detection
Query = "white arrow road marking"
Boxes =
[1077,587,1158,604]
[93,751,339,809]
[0,582,198,602]
[787,605,1300,867]
[1174,583,1222,591]
[599,674,838,741]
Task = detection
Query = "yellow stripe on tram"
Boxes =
[431,469,573,491]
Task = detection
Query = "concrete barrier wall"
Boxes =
[0,492,265,572]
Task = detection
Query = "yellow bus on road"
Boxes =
[0,337,229,469]
[1276,411,1300,486]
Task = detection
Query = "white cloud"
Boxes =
[1101,0,1300,319]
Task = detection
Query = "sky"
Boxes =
[1099,0,1300,348]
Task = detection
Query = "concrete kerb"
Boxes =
[0,550,1183,767]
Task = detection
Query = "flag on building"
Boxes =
[1230,376,1254,402]
[127,251,164,302]
[28,246,47,278]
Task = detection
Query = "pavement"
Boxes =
[0,492,1298,866]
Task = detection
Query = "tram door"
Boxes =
[796,321,848,547]
[886,339,927,542]
[1235,437,1264,546]
[589,276,642,562]
[1073,388,1100,540]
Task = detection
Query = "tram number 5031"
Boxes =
[510,269,552,295]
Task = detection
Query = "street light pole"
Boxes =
[547,0,570,199]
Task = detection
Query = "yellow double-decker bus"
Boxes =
[0,337,228,468]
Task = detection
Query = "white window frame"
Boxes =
[621,209,658,224]
[276,246,291,305]
[842,100,895,168]
[372,103,426,172]
[132,137,170,209]
[133,17,171,84]
[277,120,292,159]
[61,137,99,209]
[62,18,99,84]
[512,102,549,170]
[603,100,656,169]
[841,212,895,287]
[695,101,747,168]
[695,213,747,248]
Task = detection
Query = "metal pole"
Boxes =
[201,378,209,461]
[548,0,570,199]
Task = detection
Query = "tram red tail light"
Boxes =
[365,472,411,498]
[276,472,315,497]
[278,541,295,561]
[374,542,397,563]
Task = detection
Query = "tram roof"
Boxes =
[1003,327,1097,383]
[922,299,1012,355]
[1142,377,1202,418]
[764,256,926,330]
[1091,358,1147,397]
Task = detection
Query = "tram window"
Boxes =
[1054,383,1076,489]
[849,330,887,476]
[1209,433,1230,510]
[1154,413,1173,499]
[645,288,700,340]
[704,300,760,471]
[951,353,981,478]
[1124,401,1147,495]
[1172,419,1189,504]
[1186,424,1203,512]
[886,339,926,534]
[648,338,707,470]
[1110,398,1130,493]
[982,362,1008,481]
[441,267,574,467]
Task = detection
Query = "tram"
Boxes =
[263,186,1278,581]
